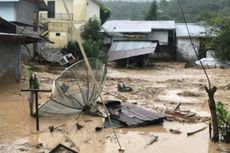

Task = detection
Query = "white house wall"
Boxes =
[86,0,100,20]
[73,0,87,22]
[0,2,16,21]
[177,38,200,61]
[147,31,169,45]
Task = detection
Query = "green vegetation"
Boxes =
[62,17,103,59]
[104,0,230,22]
[145,1,158,20]
[206,16,230,61]
[216,101,230,142]
[103,1,150,20]
[100,4,111,24]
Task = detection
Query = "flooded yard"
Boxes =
[0,62,230,153]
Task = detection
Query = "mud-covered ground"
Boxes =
[0,62,230,153]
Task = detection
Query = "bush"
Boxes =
[207,16,230,61]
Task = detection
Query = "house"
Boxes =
[0,0,47,60]
[102,20,177,65]
[176,23,207,61]
[0,17,45,84]
[0,0,47,84]
[39,0,102,48]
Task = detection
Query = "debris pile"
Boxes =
[155,103,210,123]
[104,101,165,128]
[195,58,230,68]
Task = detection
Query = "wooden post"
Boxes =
[35,91,39,131]
[21,89,51,131]
[205,86,219,142]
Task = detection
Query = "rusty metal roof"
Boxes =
[102,20,176,33]
[108,41,158,61]
[105,102,165,127]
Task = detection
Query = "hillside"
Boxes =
[103,0,230,22]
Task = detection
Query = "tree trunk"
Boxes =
[205,86,219,142]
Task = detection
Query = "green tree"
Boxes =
[145,1,158,20]
[81,17,102,41]
[83,39,101,58]
[100,4,111,24]
[207,16,230,61]
[81,17,103,58]
[63,17,103,59]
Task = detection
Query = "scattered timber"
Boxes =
[187,126,207,136]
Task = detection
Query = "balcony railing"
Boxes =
[40,13,73,22]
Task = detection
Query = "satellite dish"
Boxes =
[38,58,107,116]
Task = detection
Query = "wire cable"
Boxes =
[177,0,212,89]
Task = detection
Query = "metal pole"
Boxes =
[21,89,51,131]
[35,91,39,131]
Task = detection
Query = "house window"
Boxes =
[56,33,61,36]
[48,1,55,18]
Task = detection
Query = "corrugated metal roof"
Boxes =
[176,23,206,38]
[105,102,165,127]
[0,32,44,44]
[102,20,176,33]
[108,41,158,61]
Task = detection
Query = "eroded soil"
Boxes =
[0,62,230,153]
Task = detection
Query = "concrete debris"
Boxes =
[35,143,44,149]
[76,121,85,130]
[169,129,182,134]
[118,83,133,92]
[195,58,230,68]
[146,135,158,146]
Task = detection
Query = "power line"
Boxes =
[177,0,212,89]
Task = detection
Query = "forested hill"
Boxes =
[103,0,230,22]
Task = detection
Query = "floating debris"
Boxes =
[117,83,133,92]
[104,101,165,128]
[169,129,182,134]
[49,144,78,153]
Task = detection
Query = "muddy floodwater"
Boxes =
[0,62,230,153]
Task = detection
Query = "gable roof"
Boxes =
[176,23,206,38]
[102,20,176,33]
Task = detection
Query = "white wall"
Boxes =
[86,0,100,20]
[177,38,200,61]
[0,2,16,21]
[148,31,169,45]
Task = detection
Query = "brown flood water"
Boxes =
[1,62,230,153]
